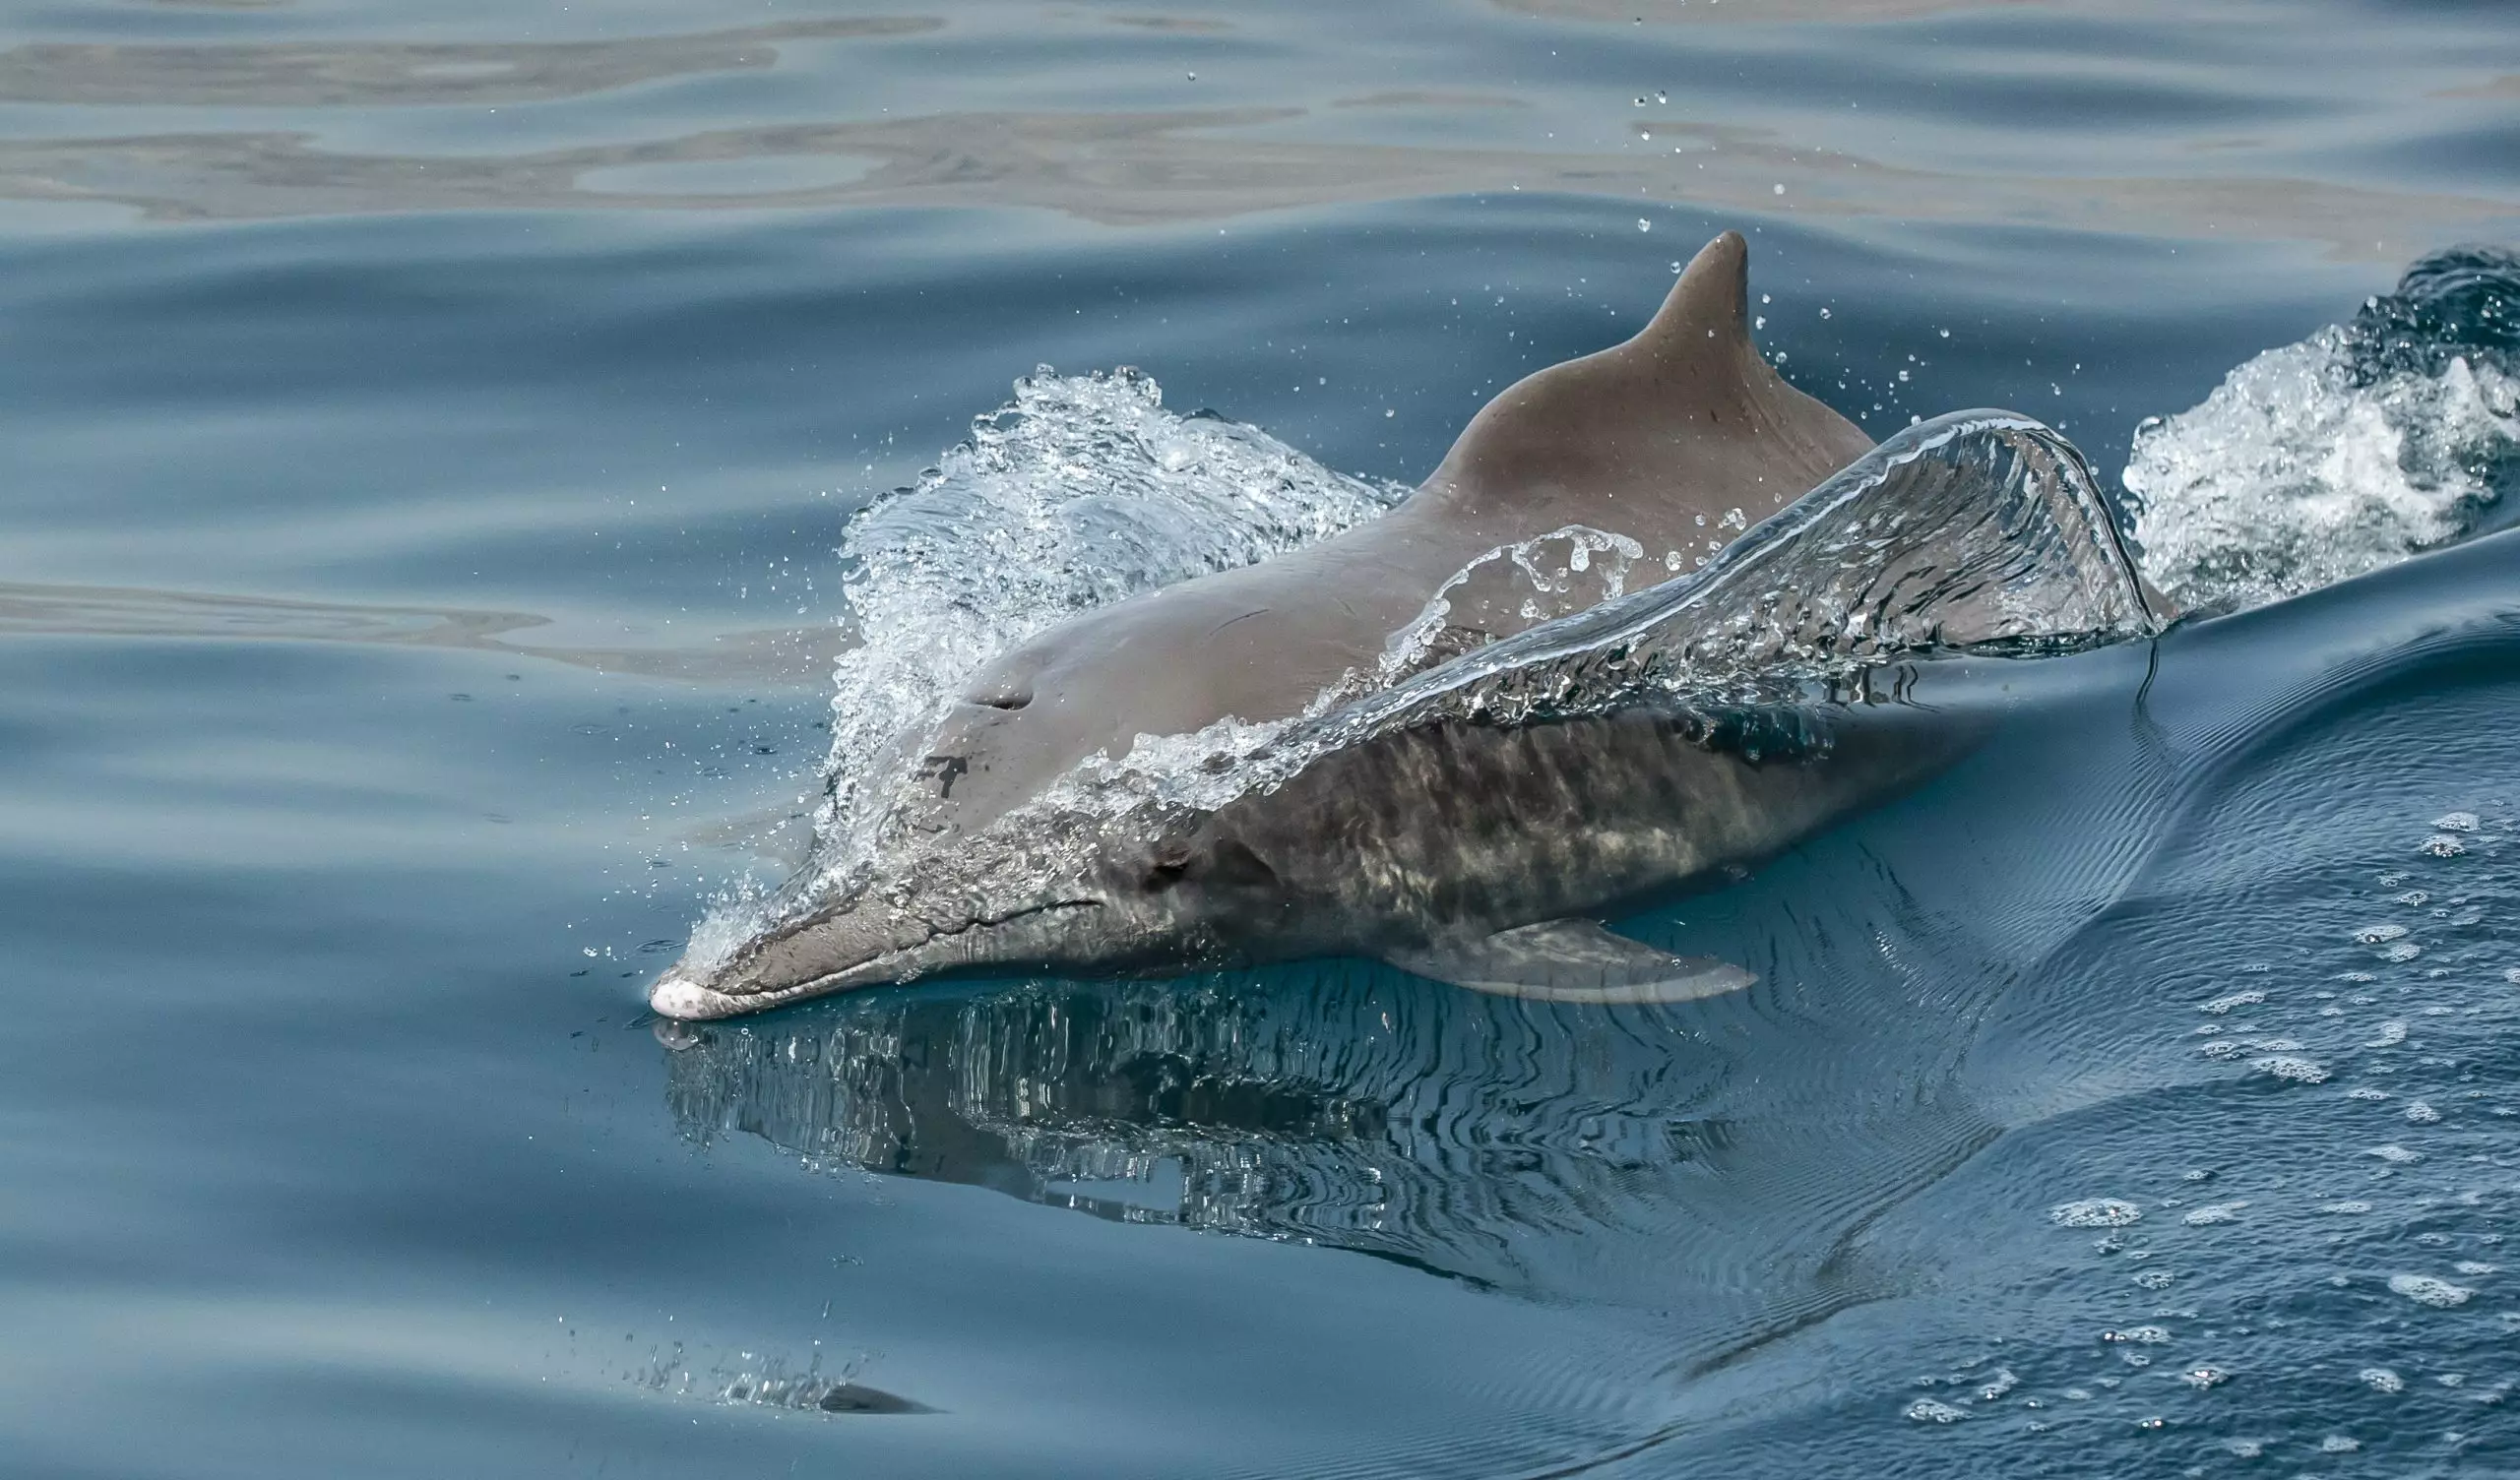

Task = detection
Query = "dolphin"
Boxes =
[651,237,2161,1020]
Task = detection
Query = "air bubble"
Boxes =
[2250,1055,2330,1083]
[2103,1326,2173,1345]
[2388,1273,2473,1307]
[2050,1199,2143,1228]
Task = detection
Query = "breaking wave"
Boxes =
[2124,244,2520,613]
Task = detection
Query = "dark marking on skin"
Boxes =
[920,753,970,797]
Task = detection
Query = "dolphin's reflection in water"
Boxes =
[661,960,2003,1360]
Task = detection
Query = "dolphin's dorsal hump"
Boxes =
[1421,231,1872,528]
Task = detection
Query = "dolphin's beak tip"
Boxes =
[650,974,741,1021]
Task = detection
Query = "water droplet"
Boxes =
[1636,217,1651,232]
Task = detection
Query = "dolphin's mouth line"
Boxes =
[655,897,1105,1020]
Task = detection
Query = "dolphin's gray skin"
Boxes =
[863,230,1870,842]
[651,239,2160,1020]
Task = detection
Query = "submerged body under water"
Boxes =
[3,0,2519,1473]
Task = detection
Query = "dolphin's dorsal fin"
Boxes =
[1384,919,1756,1005]
[1421,231,1871,527]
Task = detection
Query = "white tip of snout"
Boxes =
[650,975,742,1021]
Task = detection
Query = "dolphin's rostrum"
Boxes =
[652,234,2162,1019]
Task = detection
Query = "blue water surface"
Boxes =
[3,1,2517,1475]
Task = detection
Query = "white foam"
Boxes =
[2124,330,2517,612]
[2049,1198,2143,1228]
[2250,1055,2331,1083]
[2388,1273,2474,1308]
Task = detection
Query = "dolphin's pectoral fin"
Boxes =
[1383,920,1756,1005]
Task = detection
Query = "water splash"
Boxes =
[1310,409,2158,743]
[682,368,1403,967]
[2124,244,2520,613]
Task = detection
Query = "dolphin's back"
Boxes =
[894,232,1871,845]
